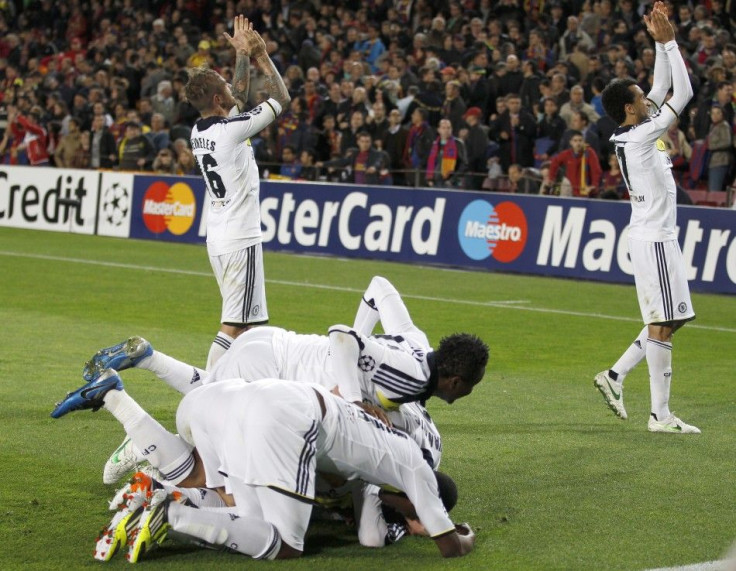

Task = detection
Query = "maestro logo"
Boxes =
[141,181,197,235]
[457,199,528,262]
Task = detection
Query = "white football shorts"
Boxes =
[228,477,313,552]
[629,237,695,324]
[209,243,268,326]
[207,326,281,384]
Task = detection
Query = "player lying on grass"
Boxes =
[71,276,486,483]
[56,376,476,561]
[81,276,488,408]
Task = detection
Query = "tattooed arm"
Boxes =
[249,31,291,112]
[224,15,252,112]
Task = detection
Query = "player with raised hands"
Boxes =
[595,3,699,433]
[186,16,290,370]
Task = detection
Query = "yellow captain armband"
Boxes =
[376,390,401,412]
[656,139,667,151]
[246,138,251,146]
[379,484,403,495]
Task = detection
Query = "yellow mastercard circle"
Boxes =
[165,182,197,235]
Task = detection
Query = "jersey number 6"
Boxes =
[200,154,227,199]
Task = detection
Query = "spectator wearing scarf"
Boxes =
[427,119,467,188]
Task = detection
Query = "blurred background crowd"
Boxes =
[1,0,735,205]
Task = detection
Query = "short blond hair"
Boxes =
[184,67,225,113]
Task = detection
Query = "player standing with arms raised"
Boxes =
[185,16,290,368]
[595,3,699,433]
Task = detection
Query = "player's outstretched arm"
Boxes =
[224,15,253,112]
[249,31,291,111]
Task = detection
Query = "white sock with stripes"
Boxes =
[611,326,648,384]
[646,338,672,420]
[102,389,194,484]
[352,296,379,336]
[142,351,207,394]
[160,485,226,508]
[167,503,282,559]
[206,332,234,370]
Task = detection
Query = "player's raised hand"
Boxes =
[655,3,675,43]
[223,15,253,54]
[246,28,267,57]
[644,3,675,44]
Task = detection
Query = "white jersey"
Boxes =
[318,387,454,538]
[209,326,437,410]
[389,402,442,469]
[610,41,693,242]
[611,118,677,241]
[348,330,434,410]
[191,98,282,256]
[207,327,332,387]
[178,379,455,539]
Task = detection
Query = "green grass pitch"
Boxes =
[1,226,734,570]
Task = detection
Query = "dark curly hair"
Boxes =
[601,78,637,125]
[435,333,489,385]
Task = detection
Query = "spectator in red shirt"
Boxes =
[8,105,50,166]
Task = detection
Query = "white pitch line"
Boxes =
[645,560,731,571]
[2,250,735,333]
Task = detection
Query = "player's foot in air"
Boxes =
[104,436,147,485]
[51,368,123,418]
[593,370,627,420]
[648,413,700,434]
[94,471,156,561]
[127,489,174,563]
[83,336,153,382]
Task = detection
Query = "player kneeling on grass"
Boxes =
[53,374,475,561]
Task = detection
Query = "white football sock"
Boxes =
[102,389,194,484]
[206,332,234,370]
[353,296,379,336]
[611,326,648,384]
[353,276,413,335]
[141,351,207,394]
[160,484,226,508]
[167,503,281,559]
[646,338,672,420]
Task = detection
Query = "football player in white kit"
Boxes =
[595,3,699,433]
[69,276,485,483]
[185,16,291,369]
[121,378,474,562]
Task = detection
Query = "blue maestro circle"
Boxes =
[457,199,496,260]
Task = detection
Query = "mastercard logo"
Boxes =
[457,199,528,262]
[141,181,197,235]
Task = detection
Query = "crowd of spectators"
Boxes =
[1,0,736,205]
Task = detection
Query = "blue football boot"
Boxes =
[51,369,123,418]
[82,337,153,382]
